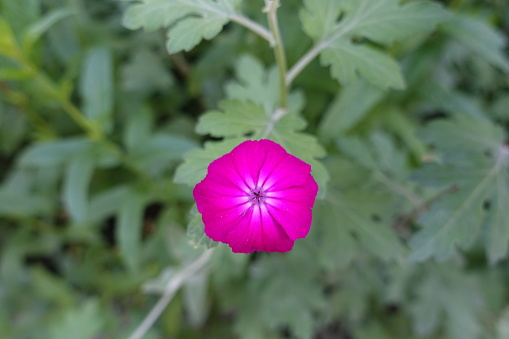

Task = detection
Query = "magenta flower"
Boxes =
[193,139,318,253]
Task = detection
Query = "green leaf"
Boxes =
[319,80,384,139]
[421,83,486,118]
[88,185,129,224]
[123,105,153,151]
[234,253,324,339]
[18,138,91,167]
[382,108,428,160]
[409,179,489,261]
[418,113,504,155]
[316,155,407,263]
[444,13,509,71]
[225,54,307,117]
[485,173,509,264]
[116,187,149,271]
[62,152,95,225]
[410,265,484,339]
[46,15,78,63]
[299,0,446,88]
[18,138,119,168]
[338,0,447,44]
[336,132,410,181]
[409,113,509,262]
[490,95,509,121]
[300,0,341,40]
[313,200,358,269]
[196,99,267,138]
[23,7,75,54]
[121,49,174,94]
[123,0,239,53]
[225,54,280,115]
[0,189,52,217]
[80,46,114,133]
[48,299,104,339]
[328,192,406,261]
[187,205,218,249]
[126,133,198,177]
[321,40,405,90]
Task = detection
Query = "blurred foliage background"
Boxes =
[1,0,509,338]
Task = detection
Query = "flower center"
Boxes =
[247,187,267,206]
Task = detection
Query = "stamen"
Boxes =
[248,187,267,206]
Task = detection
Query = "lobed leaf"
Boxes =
[321,40,405,90]
[338,0,447,45]
[410,113,509,263]
[225,54,280,115]
[234,253,324,339]
[196,100,267,138]
[410,266,484,339]
[444,13,509,72]
[299,0,447,88]
[300,0,341,40]
[319,80,384,139]
[123,0,239,53]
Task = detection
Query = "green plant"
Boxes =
[1,0,509,338]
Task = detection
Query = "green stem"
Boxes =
[265,0,288,109]
[33,71,101,139]
[229,13,274,44]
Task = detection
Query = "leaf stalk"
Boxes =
[230,13,274,44]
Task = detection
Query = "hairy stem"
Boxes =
[128,249,214,339]
[265,0,288,109]
[230,13,274,44]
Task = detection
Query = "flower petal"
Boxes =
[266,197,314,240]
[230,140,267,188]
[207,152,250,192]
[201,202,252,241]
[194,179,247,211]
[266,176,318,206]
[225,205,294,253]
[262,154,313,192]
